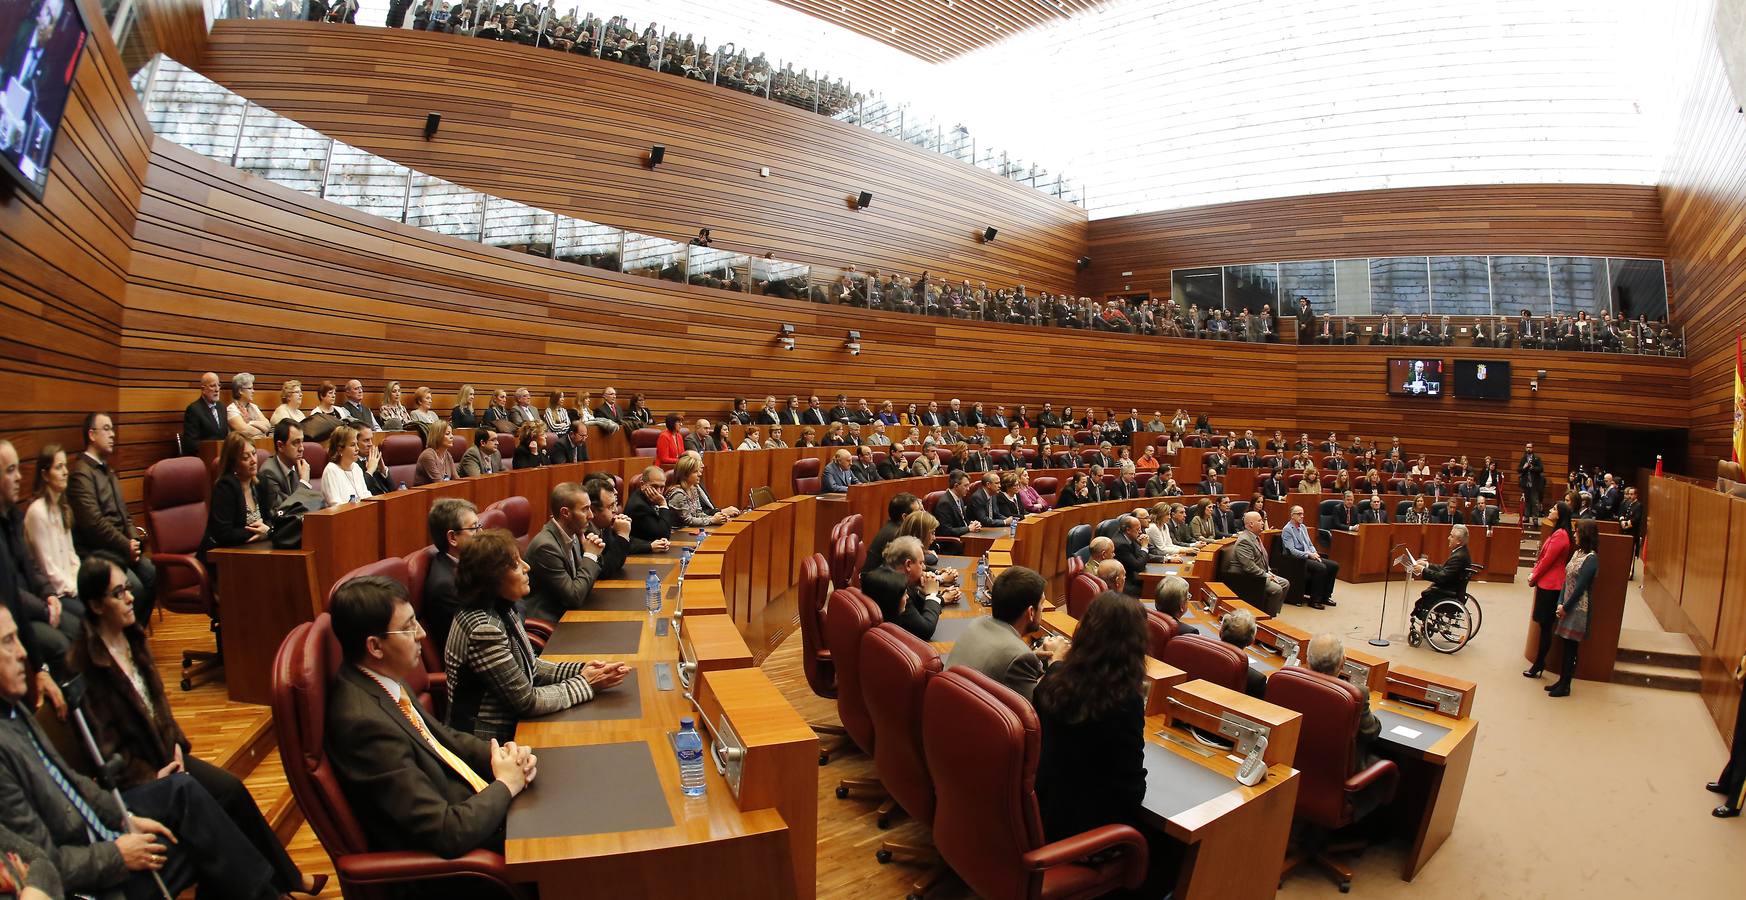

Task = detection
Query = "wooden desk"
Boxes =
[208,545,320,705]
[302,500,381,600]
[1330,524,1520,584]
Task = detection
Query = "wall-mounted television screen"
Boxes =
[0,0,88,201]
[1453,359,1512,400]
[1388,358,1443,397]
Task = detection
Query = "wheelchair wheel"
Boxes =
[1423,599,1474,653]
[1463,593,1484,639]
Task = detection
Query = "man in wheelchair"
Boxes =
[1410,525,1474,620]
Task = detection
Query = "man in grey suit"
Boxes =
[1221,511,1288,615]
[258,418,312,513]
[522,482,607,624]
[945,567,1065,702]
[0,605,282,899]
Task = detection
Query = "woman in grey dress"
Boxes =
[1547,520,1600,698]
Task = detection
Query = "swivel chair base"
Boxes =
[812,722,853,765]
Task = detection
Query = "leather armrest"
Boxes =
[1022,823,1148,886]
[523,618,555,650]
[338,849,520,897]
[151,552,212,607]
[1345,758,1400,798]
[932,536,963,554]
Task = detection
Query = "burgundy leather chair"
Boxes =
[831,513,864,546]
[272,615,520,900]
[301,442,329,482]
[1160,634,1249,694]
[493,433,518,467]
[630,428,662,458]
[1143,610,1178,660]
[798,553,850,763]
[1065,571,1105,620]
[793,457,823,494]
[1065,556,1084,579]
[401,546,449,717]
[1265,666,1401,892]
[901,451,921,468]
[448,434,470,464]
[860,624,948,889]
[830,533,863,590]
[922,491,944,514]
[142,456,221,690]
[326,557,442,716]
[990,449,1011,470]
[1018,448,1039,469]
[923,668,1148,900]
[825,588,885,803]
[1032,475,1059,507]
[381,433,424,488]
[483,496,532,539]
[476,508,509,532]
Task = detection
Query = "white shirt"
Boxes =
[321,461,373,505]
[24,497,78,596]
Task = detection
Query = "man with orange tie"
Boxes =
[326,576,536,856]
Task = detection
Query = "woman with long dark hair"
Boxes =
[1547,520,1600,698]
[1525,501,1575,678]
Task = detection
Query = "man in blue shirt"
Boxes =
[1281,505,1339,609]
[821,448,858,494]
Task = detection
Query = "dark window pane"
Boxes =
[1429,256,1490,317]
[1490,256,1550,317]
[1280,261,1334,317]
[1550,257,1607,315]
[1369,257,1429,316]
[1608,259,1667,320]
[1171,267,1223,312]
[1223,264,1278,315]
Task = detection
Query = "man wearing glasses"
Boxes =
[66,413,155,623]
[421,499,480,652]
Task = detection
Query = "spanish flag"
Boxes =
[1736,332,1744,464]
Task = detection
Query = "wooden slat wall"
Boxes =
[1081,184,1669,298]
[135,0,210,67]
[1659,17,1746,469]
[0,0,151,469]
[769,0,1105,63]
[191,20,1087,294]
[1643,478,1746,747]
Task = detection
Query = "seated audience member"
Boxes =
[1111,515,1149,597]
[1295,468,1320,494]
[65,555,320,895]
[1142,503,1184,560]
[625,466,677,541]
[683,419,717,455]
[1032,590,1171,894]
[540,391,574,463]
[1224,511,1289,615]
[738,427,765,450]
[512,420,549,470]
[909,446,942,476]
[23,445,79,601]
[1135,445,1160,471]
[341,379,380,430]
[460,427,504,477]
[656,413,686,467]
[418,498,480,652]
[522,483,607,624]
[794,427,819,448]
[1467,494,1499,526]
[992,471,1026,521]
[321,425,375,506]
[1168,503,1199,549]
[203,434,273,556]
[270,380,306,426]
[1016,469,1049,513]
[1282,504,1339,609]
[326,575,535,858]
[481,388,513,432]
[865,493,921,575]
[67,414,156,622]
[2,441,81,672]
[1302,633,1384,811]
[592,387,625,434]
[451,384,479,430]
[1153,575,1199,637]
[355,425,394,494]
[182,372,228,455]
[1093,558,1128,597]
[303,381,346,435]
[0,603,285,900]
[1219,609,1268,698]
[416,422,459,485]
[623,393,654,428]
[1403,495,1432,524]
[445,529,627,742]
[1190,500,1221,542]
[860,536,943,641]
[377,381,411,432]
[667,453,739,528]
[876,444,908,481]
[822,449,858,494]
[897,511,958,583]
[226,372,273,438]
[1055,471,1091,508]
[582,476,669,579]
[407,387,440,428]
[259,419,311,514]
[966,472,1013,529]
[932,471,982,539]
[944,566,1064,701]
[851,446,882,484]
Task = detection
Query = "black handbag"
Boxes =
[269,486,326,550]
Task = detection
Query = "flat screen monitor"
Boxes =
[1388,358,1443,397]
[1453,359,1512,400]
[0,0,88,201]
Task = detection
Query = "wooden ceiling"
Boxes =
[771,0,1107,63]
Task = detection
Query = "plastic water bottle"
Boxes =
[675,718,707,797]
[1010,517,1019,537]
[696,528,709,544]
[679,547,694,580]
[645,569,662,614]
[976,554,990,602]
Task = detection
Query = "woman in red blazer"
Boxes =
[1524,501,1575,677]
[655,412,686,467]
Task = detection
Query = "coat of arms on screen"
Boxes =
[1475,365,1488,380]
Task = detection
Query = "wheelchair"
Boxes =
[1406,565,1484,654]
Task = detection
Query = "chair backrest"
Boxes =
[382,432,424,466]
[484,496,533,538]
[448,435,469,463]
[1431,501,1450,523]
[1144,610,1178,660]
[630,428,663,451]
[401,546,446,683]
[1229,500,1250,521]
[1065,523,1093,559]
[922,490,945,514]
[1160,634,1249,693]
[477,507,509,532]
[793,457,822,494]
[798,553,835,699]
[1032,475,1059,497]
[824,588,882,753]
[494,432,518,465]
[272,615,373,859]
[142,456,210,556]
[1318,498,1343,527]
[747,485,776,509]
[830,533,861,590]
[1094,517,1122,540]
[990,449,1011,469]
[923,668,1045,900]
[301,441,329,477]
[831,513,864,544]
[1065,555,1084,579]
[324,557,436,713]
[860,624,943,827]
[1395,499,1415,518]
[1066,571,1105,619]
[1265,666,1389,828]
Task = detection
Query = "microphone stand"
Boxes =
[1371,542,1410,647]
[61,678,174,900]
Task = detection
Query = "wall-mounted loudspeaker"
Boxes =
[423,113,441,140]
[856,191,873,209]
[1077,256,1091,270]
[981,226,998,243]
[647,145,666,167]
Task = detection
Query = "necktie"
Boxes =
[22,719,119,842]
[210,402,221,428]
[395,696,489,792]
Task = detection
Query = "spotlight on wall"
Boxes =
[980,226,998,243]
[1076,255,1091,270]
[1530,379,1540,393]
[646,145,666,168]
[853,191,873,210]
[1536,368,1548,381]
[845,330,861,356]
[778,323,795,351]
[423,113,441,140]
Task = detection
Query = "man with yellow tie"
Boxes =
[326,577,537,856]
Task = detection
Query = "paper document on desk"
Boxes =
[1389,724,1423,740]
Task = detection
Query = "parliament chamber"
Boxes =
[1,1,1745,898]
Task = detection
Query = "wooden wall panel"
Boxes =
[1660,17,1746,470]
[0,0,151,471]
[1081,184,1668,299]
[767,0,1105,63]
[1679,487,1733,645]
[134,0,209,67]
[191,20,1086,295]
[1714,498,1746,743]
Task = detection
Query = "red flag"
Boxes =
[1655,454,1663,477]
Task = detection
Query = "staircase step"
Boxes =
[214,715,275,781]
[1610,660,1703,692]
[242,746,306,846]
[1616,628,1702,670]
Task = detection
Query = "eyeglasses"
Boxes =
[381,623,422,638]
[105,584,132,600]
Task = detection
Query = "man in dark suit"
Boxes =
[1120,410,1143,440]
[67,413,155,623]
[966,472,1012,529]
[1037,404,1061,429]
[1201,476,1224,496]
[1519,442,1545,519]
[523,482,607,624]
[421,498,479,652]
[1112,516,1148,597]
[1330,493,1361,531]
[860,537,943,640]
[593,386,625,432]
[343,379,381,430]
[919,401,944,427]
[1465,495,1500,527]
[944,399,965,425]
[258,418,311,515]
[1259,469,1287,502]
[181,372,228,456]
[828,395,853,424]
[1411,526,1473,618]
[1222,512,1288,615]
[583,477,667,579]
[624,466,677,541]
[800,396,828,426]
[326,577,532,858]
[1084,466,1107,503]
[1110,470,1140,500]
[1211,497,1237,537]
[1360,493,1390,524]
[780,395,804,426]
[933,472,981,539]
[1618,487,1645,557]
[682,419,717,454]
